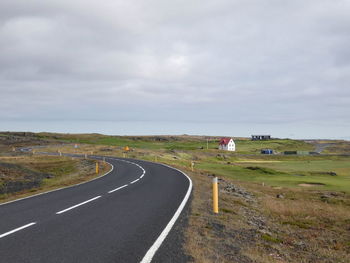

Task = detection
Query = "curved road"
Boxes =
[0,155,192,263]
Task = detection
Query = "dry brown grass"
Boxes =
[263,196,350,220]
[182,168,261,263]
[182,170,350,263]
[242,183,350,263]
[0,154,111,204]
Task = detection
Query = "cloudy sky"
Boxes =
[1,0,349,138]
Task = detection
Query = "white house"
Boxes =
[218,138,236,151]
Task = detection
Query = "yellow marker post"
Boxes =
[213,177,219,214]
[96,162,99,174]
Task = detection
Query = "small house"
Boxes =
[219,138,235,151]
[251,135,271,140]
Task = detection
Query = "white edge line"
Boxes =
[140,163,193,263]
[108,184,128,193]
[130,178,140,184]
[0,162,114,206]
[0,222,37,239]
[56,196,101,214]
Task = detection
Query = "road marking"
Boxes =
[130,179,139,184]
[56,196,101,214]
[140,164,193,263]
[109,158,145,181]
[0,222,36,239]
[108,184,128,193]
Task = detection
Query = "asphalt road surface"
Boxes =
[0,154,192,263]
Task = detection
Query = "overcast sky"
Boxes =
[0,0,349,138]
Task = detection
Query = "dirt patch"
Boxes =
[299,183,325,187]
[245,166,278,174]
[237,161,281,163]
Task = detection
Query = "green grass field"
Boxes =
[37,133,212,150]
[35,133,315,152]
[234,139,314,153]
[10,132,350,193]
[196,160,350,193]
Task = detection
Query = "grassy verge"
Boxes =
[0,155,111,204]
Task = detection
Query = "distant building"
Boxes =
[219,138,235,151]
[252,135,271,140]
[261,149,274,154]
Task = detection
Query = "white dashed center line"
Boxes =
[108,184,128,193]
[0,222,37,239]
[56,196,101,215]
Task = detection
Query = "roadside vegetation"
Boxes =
[0,132,110,203]
[1,131,349,262]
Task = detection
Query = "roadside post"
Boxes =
[123,146,129,158]
[96,162,99,174]
[84,153,87,159]
[213,177,219,214]
[191,161,195,172]
[103,157,106,163]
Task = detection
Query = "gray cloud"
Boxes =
[0,0,349,138]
